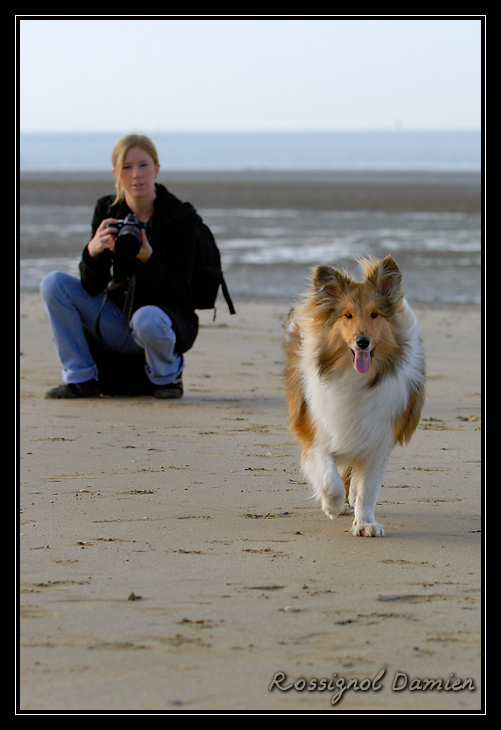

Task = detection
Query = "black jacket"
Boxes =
[79,183,200,354]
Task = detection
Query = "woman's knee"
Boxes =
[131,306,175,344]
[40,270,76,303]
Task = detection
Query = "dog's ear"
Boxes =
[312,265,337,289]
[376,256,402,299]
[363,256,402,300]
[312,266,351,298]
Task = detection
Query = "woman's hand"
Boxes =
[87,220,152,263]
[87,218,118,258]
[136,230,153,263]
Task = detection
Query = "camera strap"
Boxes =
[94,275,137,352]
[122,274,137,331]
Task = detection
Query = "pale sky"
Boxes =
[18,16,483,133]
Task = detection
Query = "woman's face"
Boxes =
[116,145,160,199]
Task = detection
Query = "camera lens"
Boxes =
[114,227,141,260]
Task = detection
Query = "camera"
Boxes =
[112,214,146,261]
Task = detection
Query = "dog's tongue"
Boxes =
[354,350,371,374]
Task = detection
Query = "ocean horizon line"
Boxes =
[19,129,481,175]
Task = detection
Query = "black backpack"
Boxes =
[192,221,235,318]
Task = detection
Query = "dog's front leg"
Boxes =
[301,446,347,519]
[349,455,388,537]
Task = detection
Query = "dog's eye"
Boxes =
[371,312,379,319]
[344,313,353,319]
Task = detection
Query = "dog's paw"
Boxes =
[350,521,385,537]
[320,491,346,520]
[338,502,354,516]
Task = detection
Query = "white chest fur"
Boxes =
[304,367,409,459]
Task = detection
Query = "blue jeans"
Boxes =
[40,271,184,386]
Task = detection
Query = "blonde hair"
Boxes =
[111,134,160,204]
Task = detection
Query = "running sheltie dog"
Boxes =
[284,256,425,537]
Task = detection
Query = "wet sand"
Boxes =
[19,170,482,214]
[18,292,483,712]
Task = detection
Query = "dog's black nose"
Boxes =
[356,336,371,350]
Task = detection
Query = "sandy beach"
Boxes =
[18,290,483,713]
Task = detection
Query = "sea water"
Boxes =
[19,130,481,173]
